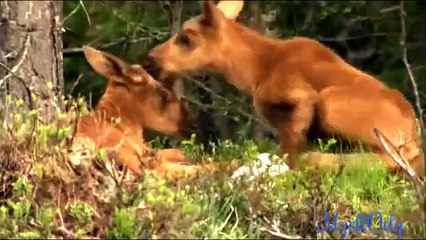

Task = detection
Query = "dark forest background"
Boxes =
[0,1,424,238]
[63,0,426,146]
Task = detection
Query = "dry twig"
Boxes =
[185,76,275,134]
[0,31,30,87]
[399,0,425,135]
[261,217,303,239]
[63,29,168,55]
[0,32,32,109]
[373,128,425,218]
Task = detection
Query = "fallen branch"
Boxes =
[261,217,303,239]
[55,208,76,238]
[373,128,424,216]
[0,32,33,109]
[63,29,169,55]
[0,32,30,87]
[399,0,425,135]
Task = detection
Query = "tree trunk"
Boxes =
[168,0,220,150]
[245,1,277,141]
[0,18,7,78]
[0,1,63,120]
[168,0,184,99]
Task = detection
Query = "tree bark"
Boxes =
[168,0,184,99]
[0,16,8,80]
[0,1,63,120]
[168,0,220,150]
[245,1,277,141]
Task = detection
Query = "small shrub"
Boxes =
[0,93,423,238]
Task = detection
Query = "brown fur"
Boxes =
[70,46,203,180]
[143,1,425,177]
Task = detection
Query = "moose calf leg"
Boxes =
[156,148,189,164]
[277,102,315,170]
[316,85,424,176]
[116,147,200,180]
[253,85,317,170]
[114,149,144,176]
[155,156,200,180]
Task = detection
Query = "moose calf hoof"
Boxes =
[156,149,189,164]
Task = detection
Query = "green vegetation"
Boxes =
[0,94,424,238]
[0,0,425,239]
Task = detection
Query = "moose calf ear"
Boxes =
[201,1,224,27]
[83,45,129,79]
[216,0,244,20]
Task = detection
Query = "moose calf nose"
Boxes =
[178,123,198,140]
[177,115,201,139]
[141,56,163,80]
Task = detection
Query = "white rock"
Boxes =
[257,152,272,166]
[231,152,290,181]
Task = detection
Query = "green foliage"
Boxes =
[2,0,425,239]
[317,138,338,152]
[107,208,143,239]
[40,207,54,237]
[0,96,424,238]
[63,1,425,144]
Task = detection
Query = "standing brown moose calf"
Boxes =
[143,0,424,177]
[68,46,202,180]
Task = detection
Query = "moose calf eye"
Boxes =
[176,34,193,49]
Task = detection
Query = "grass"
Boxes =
[0,94,425,239]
